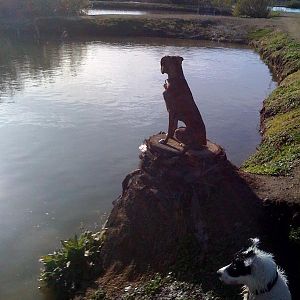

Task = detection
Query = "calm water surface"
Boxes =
[272,6,300,13]
[0,37,275,299]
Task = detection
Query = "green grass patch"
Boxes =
[248,28,273,40]
[242,108,300,175]
[39,230,105,298]
[263,71,300,117]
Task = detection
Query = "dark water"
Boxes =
[0,37,275,299]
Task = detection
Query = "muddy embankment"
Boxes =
[22,16,298,300]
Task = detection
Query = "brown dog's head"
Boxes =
[161,56,184,75]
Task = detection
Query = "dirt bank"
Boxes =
[0,14,276,44]
[276,13,300,42]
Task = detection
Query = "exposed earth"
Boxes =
[276,13,300,41]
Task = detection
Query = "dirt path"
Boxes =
[275,13,300,41]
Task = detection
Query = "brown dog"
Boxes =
[160,56,207,151]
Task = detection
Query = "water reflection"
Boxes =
[0,37,276,299]
[0,39,86,99]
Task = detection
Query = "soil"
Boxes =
[275,13,300,42]
[242,165,300,205]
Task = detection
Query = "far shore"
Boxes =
[0,14,276,44]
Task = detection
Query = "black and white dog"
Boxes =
[217,238,291,300]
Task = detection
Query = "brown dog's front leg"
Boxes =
[159,113,177,145]
[166,113,177,142]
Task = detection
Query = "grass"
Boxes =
[39,230,105,297]
[263,71,300,117]
[243,106,300,175]
[242,30,300,175]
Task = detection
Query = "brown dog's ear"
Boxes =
[178,56,184,63]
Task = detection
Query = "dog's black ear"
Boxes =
[249,238,260,248]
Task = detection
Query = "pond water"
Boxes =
[272,6,300,13]
[0,37,275,299]
[88,7,300,16]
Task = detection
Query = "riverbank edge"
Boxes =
[242,29,300,177]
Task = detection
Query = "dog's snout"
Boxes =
[217,270,222,278]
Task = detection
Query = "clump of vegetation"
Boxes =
[89,288,107,300]
[281,0,300,9]
[233,0,271,18]
[263,71,300,118]
[143,273,165,296]
[288,1,300,8]
[289,225,300,245]
[39,231,105,297]
[0,0,89,18]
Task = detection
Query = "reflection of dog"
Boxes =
[217,238,291,300]
[160,56,206,151]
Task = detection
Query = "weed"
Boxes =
[90,288,107,300]
[143,273,164,296]
[39,230,105,297]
